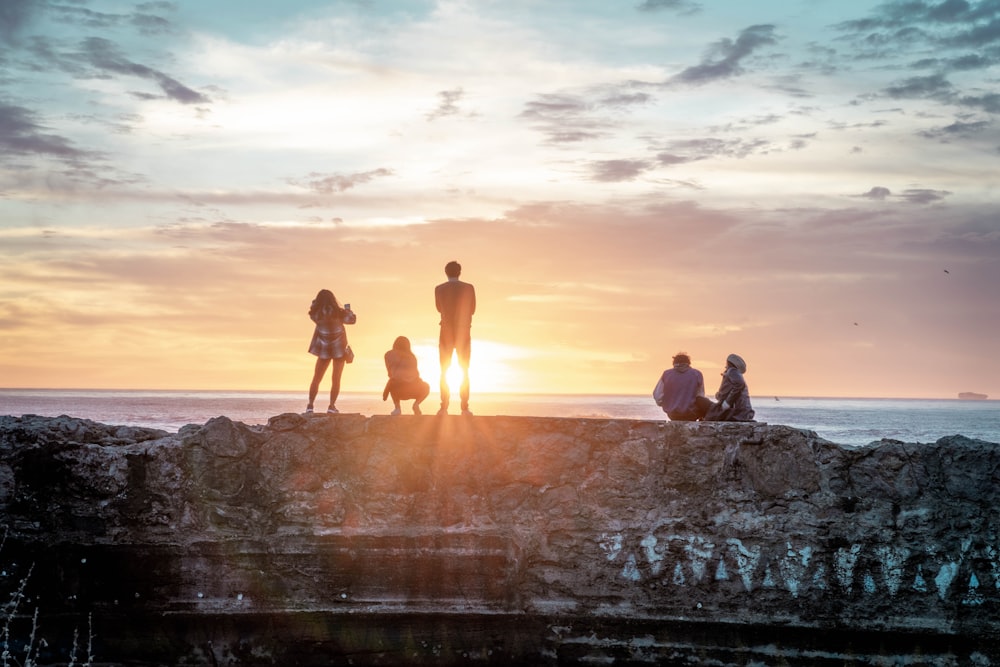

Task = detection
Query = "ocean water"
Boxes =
[1,389,998,447]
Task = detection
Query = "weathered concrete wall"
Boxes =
[0,413,997,665]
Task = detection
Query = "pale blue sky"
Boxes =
[1,0,998,398]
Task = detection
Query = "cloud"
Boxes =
[917,119,991,139]
[520,93,588,119]
[836,0,1000,63]
[78,37,209,105]
[598,90,653,108]
[636,0,701,15]
[913,53,997,71]
[858,186,952,204]
[130,1,178,35]
[0,0,39,46]
[9,22,205,106]
[16,31,205,107]
[519,93,612,143]
[426,87,465,121]
[884,72,953,100]
[292,168,394,195]
[706,113,784,133]
[900,188,951,204]
[861,186,891,200]
[130,11,175,37]
[0,101,88,160]
[670,24,779,85]
[958,92,1000,113]
[8,1,177,42]
[949,17,1000,48]
[836,0,998,31]
[47,4,119,29]
[882,70,1000,113]
[655,137,772,164]
[520,87,651,144]
[589,159,651,182]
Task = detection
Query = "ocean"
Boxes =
[1,389,998,447]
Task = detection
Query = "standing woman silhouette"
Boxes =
[306,289,356,413]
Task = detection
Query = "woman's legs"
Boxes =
[308,357,332,409]
[413,380,430,413]
[327,358,346,410]
[389,381,429,415]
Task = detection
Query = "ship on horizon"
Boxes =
[958,392,988,400]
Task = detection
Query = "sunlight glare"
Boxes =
[412,339,523,395]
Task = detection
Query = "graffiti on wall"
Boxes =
[599,532,995,606]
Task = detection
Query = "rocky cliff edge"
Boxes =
[0,413,997,665]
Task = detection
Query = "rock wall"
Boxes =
[0,413,998,665]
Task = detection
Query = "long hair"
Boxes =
[309,289,341,318]
[392,336,412,354]
[391,336,418,367]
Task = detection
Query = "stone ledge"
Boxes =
[1,414,997,664]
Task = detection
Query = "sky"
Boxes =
[0,0,998,400]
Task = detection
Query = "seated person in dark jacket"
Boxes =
[653,352,712,421]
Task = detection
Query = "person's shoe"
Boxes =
[305,406,314,414]
[461,408,473,416]
[390,407,401,416]
[327,406,339,414]
[412,404,422,415]
[437,407,448,416]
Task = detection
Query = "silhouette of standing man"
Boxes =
[435,261,476,415]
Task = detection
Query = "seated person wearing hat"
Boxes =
[704,353,755,422]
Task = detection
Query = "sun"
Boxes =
[413,339,521,395]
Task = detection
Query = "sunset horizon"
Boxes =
[1,383,989,402]
[2,0,998,403]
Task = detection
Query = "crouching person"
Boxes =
[383,336,430,415]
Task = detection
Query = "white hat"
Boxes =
[726,353,747,373]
